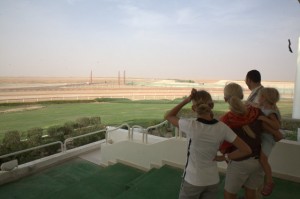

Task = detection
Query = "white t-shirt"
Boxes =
[179,118,237,186]
[247,86,263,104]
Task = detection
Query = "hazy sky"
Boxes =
[0,0,299,81]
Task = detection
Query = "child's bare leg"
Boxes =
[260,151,275,196]
[259,151,273,184]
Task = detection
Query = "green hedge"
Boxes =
[0,116,104,165]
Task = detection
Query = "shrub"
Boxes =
[281,118,300,141]
[64,121,78,129]
[281,119,300,131]
[90,116,101,125]
[26,128,43,147]
[69,124,105,149]
[47,125,64,141]
[1,116,106,165]
[60,123,75,137]
[76,117,91,128]
[2,130,22,152]
[0,130,27,164]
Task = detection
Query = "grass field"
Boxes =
[0,99,293,142]
[0,102,176,141]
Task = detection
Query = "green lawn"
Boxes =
[0,99,293,141]
[0,103,172,139]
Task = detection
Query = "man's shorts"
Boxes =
[224,157,264,194]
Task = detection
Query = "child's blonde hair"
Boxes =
[259,87,280,107]
[224,82,246,115]
[191,90,214,115]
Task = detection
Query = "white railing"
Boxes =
[174,127,184,138]
[144,120,169,143]
[130,125,144,141]
[105,123,130,143]
[64,129,107,151]
[0,141,64,160]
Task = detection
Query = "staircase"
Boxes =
[0,160,183,199]
[53,162,183,199]
[116,164,182,199]
[1,159,299,199]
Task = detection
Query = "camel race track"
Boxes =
[0,77,295,103]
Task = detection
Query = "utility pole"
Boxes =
[90,70,93,84]
[123,70,126,85]
[118,71,120,87]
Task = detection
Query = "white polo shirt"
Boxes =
[247,86,263,104]
[179,118,237,186]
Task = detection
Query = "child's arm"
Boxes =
[258,113,281,130]
[262,123,283,142]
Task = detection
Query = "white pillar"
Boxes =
[292,37,300,119]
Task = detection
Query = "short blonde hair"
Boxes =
[224,83,246,114]
[259,87,280,105]
[192,90,213,115]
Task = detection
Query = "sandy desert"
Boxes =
[0,77,295,103]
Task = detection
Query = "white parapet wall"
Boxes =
[100,138,187,170]
[100,137,300,183]
[269,139,300,182]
